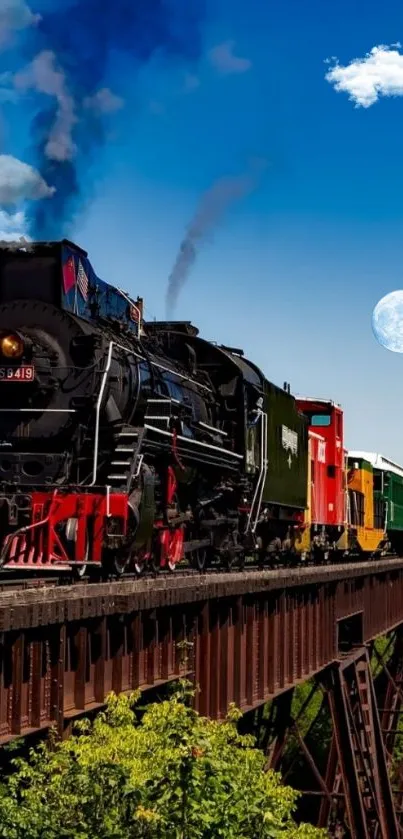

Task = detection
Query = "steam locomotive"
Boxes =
[0,239,396,577]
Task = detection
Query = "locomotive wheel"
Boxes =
[149,551,162,574]
[237,551,245,571]
[65,518,89,579]
[133,547,152,576]
[256,536,265,569]
[222,551,236,571]
[113,554,130,577]
[167,529,182,572]
[219,531,239,571]
[159,527,184,572]
[133,556,145,576]
[75,563,88,579]
[191,546,208,572]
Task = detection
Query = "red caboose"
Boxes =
[296,398,347,557]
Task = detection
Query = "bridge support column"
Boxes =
[321,647,398,839]
[257,645,399,837]
[264,688,293,770]
[373,629,403,828]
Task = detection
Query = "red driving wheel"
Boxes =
[159,526,184,572]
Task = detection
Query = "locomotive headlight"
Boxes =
[0,333,24,359]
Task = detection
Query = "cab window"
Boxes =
[311,414,331,427]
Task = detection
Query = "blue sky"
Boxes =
[2,0,403,460]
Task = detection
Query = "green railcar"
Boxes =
[351,451,403,552]
[262,380,308,511]
[382,473,403,533]
[217,347,309,514]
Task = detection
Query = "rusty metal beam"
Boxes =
[0,563,403,833]
[1,564,403,741]
[264,688,293,770]
[373,630,403,830]
[322,649,399,839]
[0,558,402,631]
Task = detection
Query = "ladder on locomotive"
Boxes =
[106,397,182,490]
[107,426,145,491]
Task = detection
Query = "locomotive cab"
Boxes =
[0,239,142,335]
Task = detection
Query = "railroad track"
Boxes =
[0,552,399,593]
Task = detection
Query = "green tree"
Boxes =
[0,684,326,839]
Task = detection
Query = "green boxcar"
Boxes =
[262,380,308,511]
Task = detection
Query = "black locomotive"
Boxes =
[0,239,308,575]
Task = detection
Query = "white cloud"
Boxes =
[0,155,55,204]
[15,50,77,161]
[326,44,403,108]
[0,209,30,242]
[208,41,251,75]
[0,0,40,48]
[83,87,124,115]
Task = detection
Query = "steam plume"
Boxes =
[0,0,40,48]
[166,159,267,315]
[8,0,206,238]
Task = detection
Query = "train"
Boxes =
[0,238,400,578]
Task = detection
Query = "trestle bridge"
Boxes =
[1,560,403,837]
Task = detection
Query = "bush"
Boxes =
[0,683,327,839]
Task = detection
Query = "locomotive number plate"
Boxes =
[0,366,35,382]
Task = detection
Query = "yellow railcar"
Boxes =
[347,454,385,554]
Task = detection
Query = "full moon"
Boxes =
[372,290,403,353]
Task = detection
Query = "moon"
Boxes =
[372,290,403,353]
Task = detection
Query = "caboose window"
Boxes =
[311,414,331,427]
[373,474,383,492]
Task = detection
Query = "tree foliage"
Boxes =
[0,683,326,839]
